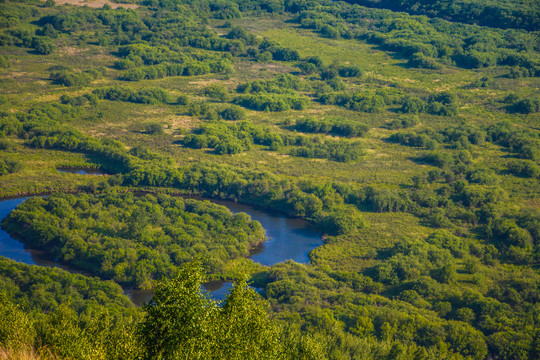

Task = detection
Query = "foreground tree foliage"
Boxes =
[0,261,324,360]
[138,262,284,360]
[0,259,140,360]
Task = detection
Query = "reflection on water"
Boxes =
[0,195,323,305]
[202,280,234,301]
[124,288,154,306]
[191,197,322,266]
[0,197,84,274]
[127,281,234,306]
[57,168,105,175]
[0,197,34,264]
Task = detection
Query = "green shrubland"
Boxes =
[0,0,538,359]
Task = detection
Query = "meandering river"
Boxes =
[0,188,323,305]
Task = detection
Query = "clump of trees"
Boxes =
[236,74,304,94]
[337,0,539,31]
[487,121,539,160]
[233,93,309,112]
[506,96,540,114]
[93,86,172,105]
[319,91,388,113]
[294,117,369,137]
[337,65,363,77]
[387,115,419,129]
[232,75,309,111]
[0,158,22,175]
[400,92,459,116]
[219,105,245,120]
[49,66,102,87]
[388,124,487,150]
[507,160,539,178]
[118,59,232,81]
[296,1,539,76]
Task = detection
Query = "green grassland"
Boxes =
[0,0,539,359]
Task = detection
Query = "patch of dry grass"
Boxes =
[0,347,60,360]
[40,0,138,9]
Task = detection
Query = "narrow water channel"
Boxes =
[0,192,323,305]
[57,168,105,175]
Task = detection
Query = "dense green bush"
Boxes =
[0,55,9,69]
[0,158,21,175]
[320,92,386,113]
[93,86,171,104]
[0,257,131,313]
[487,121,539,159]
[507,160,539,178]
[50,67,100,87]
[407,52,441,69]
[387,115,419,129]
[236,74,303,94]
[31,36,54,54]
[507,97,540,114]
[337,65,363,77]
[400,97,426,114]
[294,117,369,137]
[233,93,309,111]
[137,262,287,360]
[219,105,245,120]
[145,123,164,135]
[388,132,436,149]
[289,139,363,162]
[203,83,229,101]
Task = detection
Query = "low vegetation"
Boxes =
[0,0,538,358]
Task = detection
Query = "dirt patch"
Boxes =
[42,0,139,9]
[267,152,290,158]
[304,108,326,114]
[134,108,168,115]
[86,130,107,137]
[392,76,416,83]
[169,116,193,130]
[250,63,281,71]
[188,79,237,88]
[435,86,451,92]
[246,62,291,75]
[3,71,28,78]
[60,47,89,56]
[39,94,61,102]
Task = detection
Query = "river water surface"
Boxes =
[57,168,105,175]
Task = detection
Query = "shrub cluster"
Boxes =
[294,117,369,137]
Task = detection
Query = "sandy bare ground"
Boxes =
[41,0,138,9]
